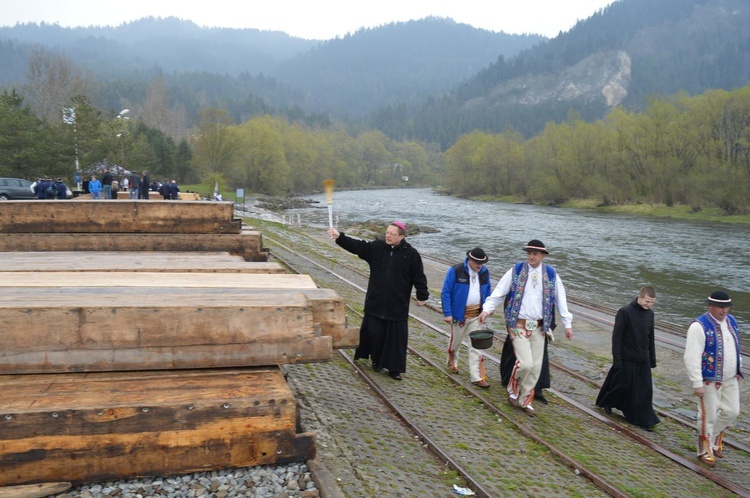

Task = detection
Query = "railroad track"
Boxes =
[259,222,750,497]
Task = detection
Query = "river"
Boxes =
[283,187,749,332]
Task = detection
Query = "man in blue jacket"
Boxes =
[442,248,493,388]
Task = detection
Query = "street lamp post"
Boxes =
[62,107,81,192]
[116,109,130,190]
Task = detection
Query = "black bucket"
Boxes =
[469,329,495,349]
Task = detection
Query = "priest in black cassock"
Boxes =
[596,286,660,431]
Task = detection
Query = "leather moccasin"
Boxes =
[472,380,490,389]
[698,453,716,467]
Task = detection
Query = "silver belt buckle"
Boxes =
[525,319,538,331]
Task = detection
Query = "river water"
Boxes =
[284,188,750,332]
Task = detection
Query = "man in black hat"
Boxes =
[684,290,743,467]
[441,248,493,388]
[479,239,574,417]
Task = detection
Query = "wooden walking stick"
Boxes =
[323,179,335,229]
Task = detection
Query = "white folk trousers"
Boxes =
[448,317,485,382]
[696,377,740,454]
[507,323,545,407]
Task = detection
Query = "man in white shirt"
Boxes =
[684,290,743,467]
[479,239,573,417]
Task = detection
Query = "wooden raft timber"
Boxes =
[0,251,286,273]
[0,201,267,261]
[0,272,358,374]
[0,201,354,486]
[0,230,267,261]
[0,368,315,487]
[0,200,241,233]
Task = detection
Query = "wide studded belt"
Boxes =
[515,318,543,331]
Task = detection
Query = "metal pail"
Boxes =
[469,329,494,349]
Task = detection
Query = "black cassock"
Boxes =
[595,298,660,430]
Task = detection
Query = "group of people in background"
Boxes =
[31,176,68,199]
[327,221,742,468]
[81,170,180,200]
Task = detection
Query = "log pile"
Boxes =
[0,201,355,488]
[0,200,265,261]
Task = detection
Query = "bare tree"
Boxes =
[24,47,92,122]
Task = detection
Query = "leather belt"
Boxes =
[515,319,543,329]
[464,304,481,319]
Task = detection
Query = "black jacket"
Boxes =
[336,232,429,321]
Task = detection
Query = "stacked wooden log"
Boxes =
[0,201,356,488]
[0,200,266,261]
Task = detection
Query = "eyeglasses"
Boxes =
[385,231,401,236]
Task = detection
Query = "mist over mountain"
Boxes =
[0,16,542,126]
[0,0,748,149]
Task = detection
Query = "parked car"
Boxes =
[0,178,35,200]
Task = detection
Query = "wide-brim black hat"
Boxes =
[466,247,488,263]
[522,239,548,254]
[707,290,732,307]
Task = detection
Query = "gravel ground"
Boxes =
[55,464,320,498]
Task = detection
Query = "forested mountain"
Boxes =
[0,17,541,125]
[0,0,748,150]
[273,18,544,117]
[391,0,750,147]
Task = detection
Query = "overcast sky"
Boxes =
[0,0,617,39]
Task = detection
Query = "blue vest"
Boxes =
[695,312,742,382]
[503,262,556,332]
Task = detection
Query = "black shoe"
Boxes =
[389,372,402,380]
[536,394,549,405]
[604,406,612,415]
[372,362,383,372]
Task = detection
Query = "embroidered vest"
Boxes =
[503,262,556,332]
[695,312,742,382]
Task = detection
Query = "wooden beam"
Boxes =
[0,252,289,273]
[0,482,71,498]
[0,272,318,288]
[0,368,315,486]
[0,231,268,261]
[0,291,338,373]
[0,201,241,234]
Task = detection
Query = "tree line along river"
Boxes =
[282,187,749,336]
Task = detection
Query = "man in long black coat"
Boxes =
[328,221,429,380]
[596,286,660,430]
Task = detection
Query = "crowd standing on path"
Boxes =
[88,175,102,199]
[140,170,150,199]
[684,290,744,467]
[328,221,429,380]
[129,172,140,199]
[441,247,493,388]
[102,168,113,199]
[596,286,660,431]
[53,178,68,199]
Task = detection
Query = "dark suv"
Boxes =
[0,178,35,200]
